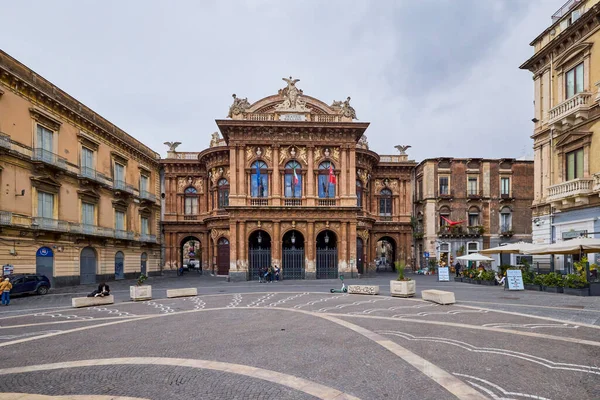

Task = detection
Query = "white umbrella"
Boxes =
[479,242,544,255]
[456,253,494,262]
[521,237,600,255]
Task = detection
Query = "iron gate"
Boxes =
[80,247,97,285]
[249,247,271,281]
[316,248,338,279]
[282,247,305,280]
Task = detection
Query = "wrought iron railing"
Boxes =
[32,148,67,170]
[115,229,134,240]
[32,217,69,232]
[140,234,157,243]
[113,180,135,194]
[139,190,156,202]
[0,211,12,225]
[79,166,110,185]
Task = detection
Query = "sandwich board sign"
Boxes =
[438,267,450,282]
[506,269,524,291]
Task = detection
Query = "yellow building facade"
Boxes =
[520,0,600,271]
[0,50,161,286]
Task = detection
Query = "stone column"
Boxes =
[273,146,281,206]
[306,221,316,279]
[238,145,246,204]
[348,147,356,197]
[307,146,315,206]
[340,147,347,200]
[349,222,357,277]
[229,147,238,197]
[239,221,247,273]
[212,237,217,275]
[205,177,210,213]
[229,221,243,281]
[273,221,281,267]
[340,222,347,273]
[203,231,210,269]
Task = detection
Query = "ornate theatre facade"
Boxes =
[162,78,415,281]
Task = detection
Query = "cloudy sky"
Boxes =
[1,0,562,161]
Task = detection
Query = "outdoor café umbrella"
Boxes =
[521,237,600,255]
[479,242,544,255]
[456,253,494,262]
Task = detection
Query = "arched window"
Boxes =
[468,206,480,226]
[218,178,229,208]
[379,189,392,216]
[318,161,335,198]
[284,161,302,198]
[184,187,198,215]
[251,161,268,198]
[439,206,451,228]
[500,206,512,232]
[356,180,363,207]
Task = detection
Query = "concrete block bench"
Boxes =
[347,285,380,295]
[166,288,198,298]
[421,289,455,305]
[72,295,114,308]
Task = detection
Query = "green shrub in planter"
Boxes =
[564,273,588,289]
[542,272,564,292]
[533,274,544,286]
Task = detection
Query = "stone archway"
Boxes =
[375,236,396,272]
[316,230,337,279]
[181,236,202,271]
[282,230,305,280]
[248,230,271,281]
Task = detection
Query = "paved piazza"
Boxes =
[0,275,599,399]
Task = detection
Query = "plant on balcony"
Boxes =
[501,230,514,237]
[456,245,465,257]
[413,232,424,240]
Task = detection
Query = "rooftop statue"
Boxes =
[332,97,357,120]
[227,94,251,118]
[164,141,181,152]
[394,145,411,155]
[275,76,311,112]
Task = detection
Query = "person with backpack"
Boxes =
[267,265,274,283]
[0,277,12,306]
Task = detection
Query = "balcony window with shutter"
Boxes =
[82,202,95,225]
[565,63,584,99]
[81,147,94,177]
[184,187,198,214]
[501,177,510,196]
[141,217,149,235]
[468,177,478,196]
[115,211,125,231]
[218,178,229,208]
[140,175,149,193]
[356,180,363,207]
[37,191,54,218]
[500,208,512,232]
[379,189,392,216]
[566,148,584,181]
[439,177,448,195]
[37,125,53,152]
[114,163,125,185]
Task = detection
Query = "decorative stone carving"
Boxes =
[358,134,369,149]
[164,142,181,152]
[340,97,357,120]
[275,77,311,112]
[357,169,370,185]
[192,178,204,194]
[279,149,287,165]
[211,229,229,241]
[313,148,321,163]
[297,147,308,166]
[210,168,223,185]
[246,147,254,162]
[394,145,411,155]
[177,177,187,192]
[227,94,250,118]
[358,230,370,242]
[264,147,272,162]
[332,148,340,163]
[210,132,221,147]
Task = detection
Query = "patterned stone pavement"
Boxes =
[0,290,599,399]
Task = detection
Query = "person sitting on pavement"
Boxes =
[495,273,505,286]
[0,277,13,306]
[87,282,110,298]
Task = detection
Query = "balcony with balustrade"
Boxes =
[78,166,111,186]
[548,92,593,131]
[547,177,594,208]
[140,234,157,243]
[32,217,69,232]
[250,198,269,206]
[284,198,302,206]
[115,229,134,240]
[317,198,337,207]
[113,180,135,195]
[32,148,68,172]
[593,172,600,194]
[139,190,157,203]
[69,223,115,238]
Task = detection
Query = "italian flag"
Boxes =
[293,167,299,185]
[328,165,336,184]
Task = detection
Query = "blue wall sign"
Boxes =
[36,247,54,257]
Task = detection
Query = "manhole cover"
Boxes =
[499,297,520,300]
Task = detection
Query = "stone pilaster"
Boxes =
[273,221,281,268]
[307,145,315,206]
[306,221,316,279]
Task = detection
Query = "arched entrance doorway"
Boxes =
[249,230,271,281]
[282,230,304,280]
[140,252,148,275]
[217,237,230,275]
[376,236,396,272]
[356,238,365,274]
[316,230,337,279]
[115,251,125,280]
[36,247,54,285]
[181,236,202,270]
[80,247,97,285]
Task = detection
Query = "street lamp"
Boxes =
[257,231,262,245]
[324,232,329,244]
[291,232,296,245]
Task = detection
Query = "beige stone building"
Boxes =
[0,50,161,286]
[161,78,415,281]
[412,158,534,269]
[520,0,600,271]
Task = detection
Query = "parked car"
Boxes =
[8,274,51,295]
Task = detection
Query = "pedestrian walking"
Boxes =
[455,262,462,277]
[267,265,274,283]
[0,277,12,306]
[274,265,280,282]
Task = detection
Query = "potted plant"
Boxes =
[130,273,152,301]
[390,261,415,298]
[563,273,589,296]
[542,272,564,293]
[590,263,599,296]
[523,271,541,291]
[479,270,495,286]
